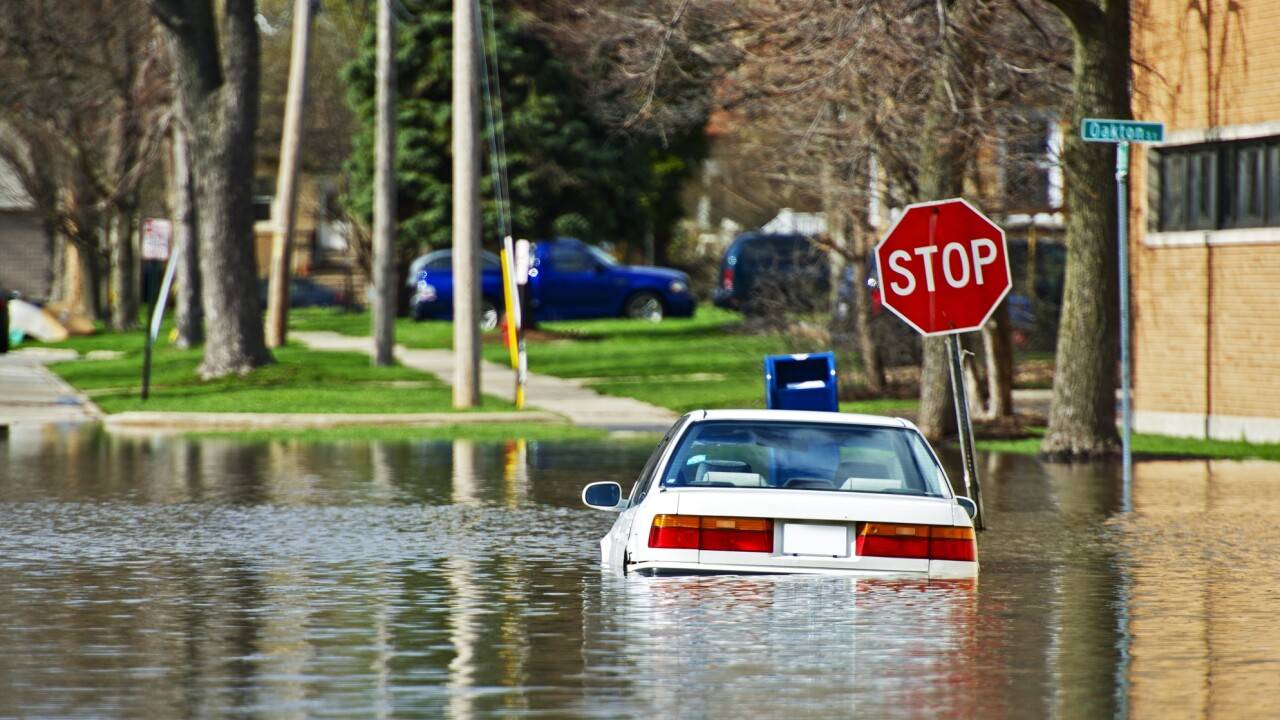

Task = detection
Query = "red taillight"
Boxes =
[649,515,773,553]
[857,523,976,562]
[722,267,734,291]
[928,526,978,561]
[649,514,701,549]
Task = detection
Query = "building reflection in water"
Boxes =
[1124,460,1280,719]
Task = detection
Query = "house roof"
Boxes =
[0,155,34,212]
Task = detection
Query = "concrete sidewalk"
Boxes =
[0,349,100,426]
[293,331,679,432]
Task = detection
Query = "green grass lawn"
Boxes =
[46,337,499,415]
[291,308,454,349]
[976,427,1280,462]
[290,306,917,415]
[491,308,840,413]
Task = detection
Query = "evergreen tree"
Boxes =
[344,0,662,252]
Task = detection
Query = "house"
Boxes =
[0,155,49,301]
[1130,0,1280,441]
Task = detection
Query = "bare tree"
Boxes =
[150,0,272,377]
[0,0,171,323]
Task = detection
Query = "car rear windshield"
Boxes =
[660,421,948,497]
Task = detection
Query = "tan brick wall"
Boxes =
[1206,246,1280,418]
[1132,0,1280,132]
[1131,244,1209,415]
[1129,0,1280,425]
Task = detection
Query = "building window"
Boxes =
[1003,115,1061,211]
[253,177,274,223]
[1158,136,1280,231]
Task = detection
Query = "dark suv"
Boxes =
[711,232,830,315]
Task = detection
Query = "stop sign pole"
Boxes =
[875,198,1012,531]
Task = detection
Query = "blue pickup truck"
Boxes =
[408,237,695,329]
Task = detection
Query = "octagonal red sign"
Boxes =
[874,198,1010,336]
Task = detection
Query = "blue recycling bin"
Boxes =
[764,352,838,412]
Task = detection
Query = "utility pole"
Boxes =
[266,0,317,348]
[371,0,396,366]
[452,0,481,406]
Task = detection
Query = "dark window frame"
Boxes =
[1159,136,1280,232]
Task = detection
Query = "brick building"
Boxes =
[1130,0,1280,441]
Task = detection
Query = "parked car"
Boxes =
[582,409,978,578]
[712,232,831,315]
[257,277,350,309]
[407,249,504,330]
[408,237,695,327]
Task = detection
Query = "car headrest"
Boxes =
[834,460,891,481]
[695,459,751,484]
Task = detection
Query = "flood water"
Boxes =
[3,426,1280,719]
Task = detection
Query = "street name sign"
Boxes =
[874,198,1011,337]
[1081,118,1165,143]
[1079,115,1165,499]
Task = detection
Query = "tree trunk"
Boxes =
[172,125,203,348]
[48,230,67,303]
[918,338,954,439]
[153,0,271,378]
[371,0,397,367]
[1040,0,1128,459]
[982,300,1015,418]
[849,220,884,394]
[108,210,139,330]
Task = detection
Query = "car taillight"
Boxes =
[722,267,734,291]
[649,515,773,553]
[857,523,976,561]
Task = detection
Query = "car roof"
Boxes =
[687,409,917,431]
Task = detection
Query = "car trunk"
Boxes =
[667,487,962,574]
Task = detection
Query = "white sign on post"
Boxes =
[514,239,531,285]
[141,219,173,261]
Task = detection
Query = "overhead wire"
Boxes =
[473,0,513,242]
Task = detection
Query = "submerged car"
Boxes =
[582,409,978,578]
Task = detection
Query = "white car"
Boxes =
[582,409,978,578]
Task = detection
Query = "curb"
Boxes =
[102,410,567,434]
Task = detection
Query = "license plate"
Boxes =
[781,523,849,557]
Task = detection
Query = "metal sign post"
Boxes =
[946,335,985,529]
[141,234,183,401]
[1116,141,1133,510]
[1081,118,1164,511]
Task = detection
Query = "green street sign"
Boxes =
[1081,118,1165,143]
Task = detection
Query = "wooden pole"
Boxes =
[371,0,397,366]
[266,0,316,348]
[452,0,481,406]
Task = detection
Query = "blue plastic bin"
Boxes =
[764,352,838,412]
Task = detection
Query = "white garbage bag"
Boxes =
[8,299,69,343]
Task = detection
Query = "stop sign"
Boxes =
[874,198,1010,336]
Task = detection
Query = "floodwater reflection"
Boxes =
[2,426,1280,717]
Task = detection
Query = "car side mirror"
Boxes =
[955,496,978,520]
[594,262,608,274]
[582,481,626,511]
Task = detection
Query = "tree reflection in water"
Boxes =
[1,427,1279,717]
